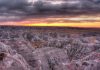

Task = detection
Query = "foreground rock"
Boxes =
[0,41,100,70]
[0,42,31,70]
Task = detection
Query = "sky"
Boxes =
[0,0,100,27]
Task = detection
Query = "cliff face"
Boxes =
[0,27,99,70]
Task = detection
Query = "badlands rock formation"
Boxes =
[0,26,99,70]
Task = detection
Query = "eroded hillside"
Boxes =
[0,26,100,70]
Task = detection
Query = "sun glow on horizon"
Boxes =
[0,22,100,28]
[23,23,100,28]
[0,16,100,28]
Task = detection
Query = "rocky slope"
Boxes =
[0,26,99,70]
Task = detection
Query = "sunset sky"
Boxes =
[0,0,100,28]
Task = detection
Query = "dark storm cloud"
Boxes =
[0,0,100,21]
[0,0,28,21]
[32,0,100,15]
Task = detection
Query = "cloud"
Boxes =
[32,0,100,15]
[0,0,100,21]
[0,0,34,21]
